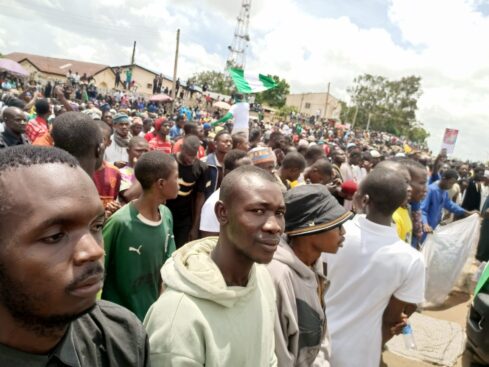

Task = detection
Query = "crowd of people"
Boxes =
[0,74,488,367]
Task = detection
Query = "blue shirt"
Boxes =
[429,172,440,185]
[169,125,182,140]
[421,182,465,230]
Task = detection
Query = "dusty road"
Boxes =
[381,291,472,367]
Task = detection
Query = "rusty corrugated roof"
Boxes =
[4,52,109,77]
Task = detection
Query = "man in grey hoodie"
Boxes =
[267,184,354,366]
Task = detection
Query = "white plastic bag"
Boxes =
[422,214,480,306]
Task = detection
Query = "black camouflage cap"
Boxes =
[284,184,354,237]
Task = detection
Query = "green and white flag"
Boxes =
[228,68,277,94]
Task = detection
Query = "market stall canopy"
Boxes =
[0,58,29,77]
[149,94,172,102]
[213,101,231,110]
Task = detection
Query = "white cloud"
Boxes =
[0,0,488,160]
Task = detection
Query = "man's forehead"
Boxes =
[233,177,284,205]
[0,164,92,196]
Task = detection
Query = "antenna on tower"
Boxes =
[226,0,251,70]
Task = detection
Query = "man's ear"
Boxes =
[96,143,104,159]
[215,200,229,225]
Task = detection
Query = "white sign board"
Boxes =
[441,128,459,154]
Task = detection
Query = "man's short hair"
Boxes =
[398,158,426,177]
[375,159,409,176]
[135,151,176,190]
[0,146,79,233]
[182,135,201,152]
[360,167,408,216]
[51,112,103,159]
[282,152,306,171]
[442,169,459,180]
[224,149,248,172]
[220,165,278,205]
[95,119,113,138]
[305,145,325,164]
[232,133,247,148]
[128,136,148,149]
[35,99,50,115]
[214,130,231,142]
[311,158,333,176]
[249,129,261,143]
[474,166,485,175]
[176,115,185,123]
[183,122,198,135]
[4,95,26,109]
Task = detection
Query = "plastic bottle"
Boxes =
[402,324,417,350]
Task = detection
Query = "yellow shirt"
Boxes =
[392,207,413,244]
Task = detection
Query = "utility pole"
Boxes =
[131,41,136,65]
[324,82,330,120]
[351,105,359,129]
[170,29,180,114]
[366,112,372,131]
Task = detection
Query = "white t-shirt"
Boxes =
[351,165,367,183]
[199,189,220,233]
[229,102,250,134]
[323,215,425,367]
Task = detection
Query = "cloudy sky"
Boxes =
[0,0,488,160]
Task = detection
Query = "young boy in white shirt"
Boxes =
[323,166,426,367]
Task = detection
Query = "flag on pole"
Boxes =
[228,68,277,94]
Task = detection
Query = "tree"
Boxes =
[187,70,234,96]
[254,75,290,108]
[407,126,430,143]
[344,74,427,141]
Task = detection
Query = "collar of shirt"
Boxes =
[355,214,399,240]
[0,324,79,367]
[51,324,80,367]
[1,128,25,146]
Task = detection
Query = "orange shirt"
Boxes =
[32,132,54,147]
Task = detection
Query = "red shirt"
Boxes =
[25,116,49,143]
[144,131,155,142]
[92,162,121,208]
[148,135,172,154]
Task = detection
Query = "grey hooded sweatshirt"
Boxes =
[267,240,331,367]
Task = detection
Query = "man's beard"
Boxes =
[0,261,101,337]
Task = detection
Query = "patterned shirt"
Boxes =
[25,116,49,143]
[148,135,172,154]
[92,162,122,208]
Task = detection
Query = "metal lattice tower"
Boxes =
[226,0,251,70]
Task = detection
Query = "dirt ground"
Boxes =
[381,291,473,367]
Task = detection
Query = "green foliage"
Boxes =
[407,126,430,143]
[344,73,427,142]
[187,70,234,95]
[254,75,290,108]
